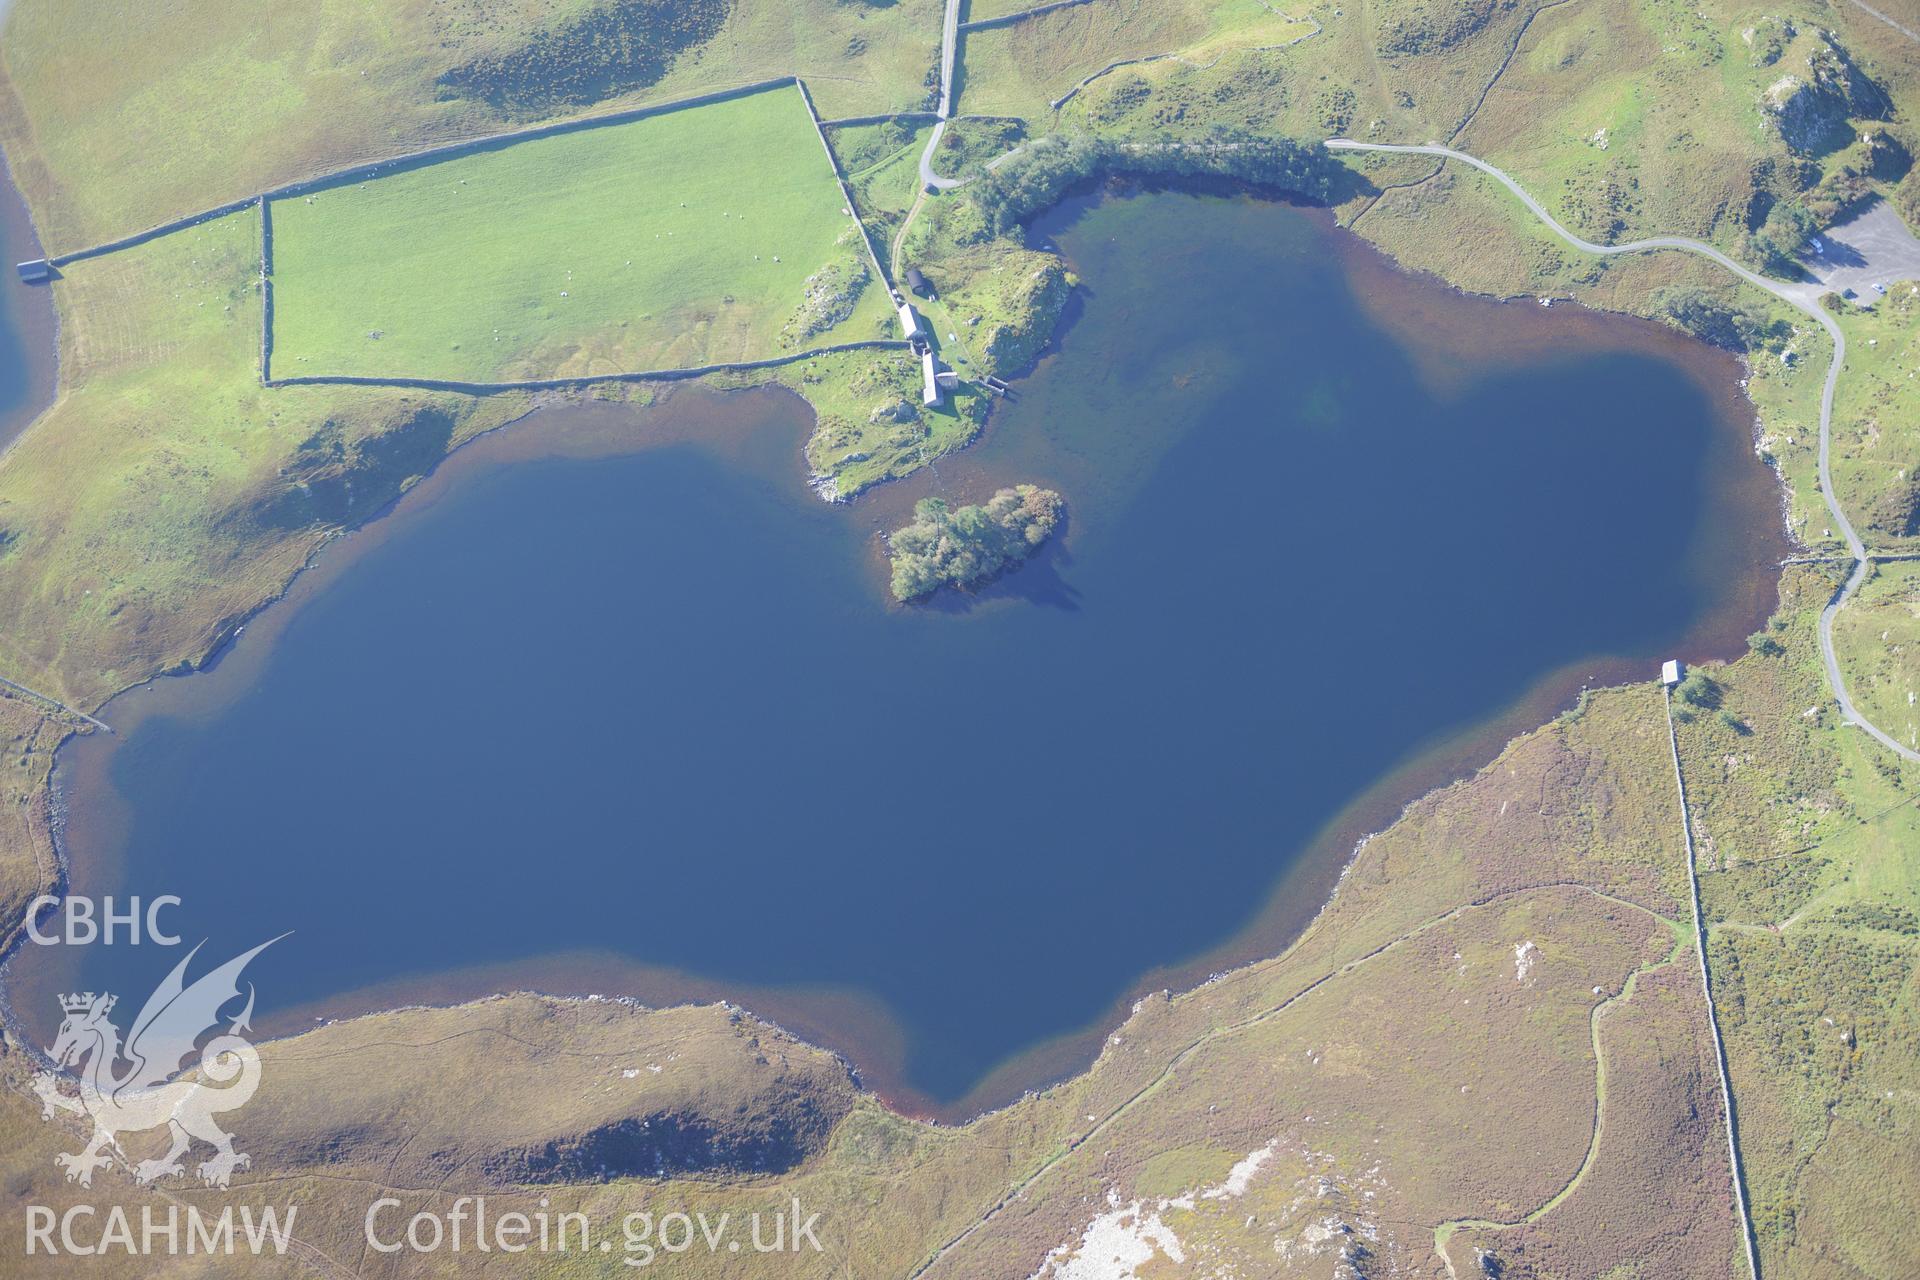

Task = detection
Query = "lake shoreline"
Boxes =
[0,149,58,457]
[6,188,1792,1126]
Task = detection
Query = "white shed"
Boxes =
[897,303,925,342]
[1661,659,1683,687]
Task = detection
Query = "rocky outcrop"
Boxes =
[1761,30,1890,155]
[485,1088,843,1183]
[1744,16,1797,68]
[242,405,456,531]
[868,399,918,425]
[1862,467,1920,540]
[979,257,1070,379]
[783,245,871,345]
[1373,0,1513,58]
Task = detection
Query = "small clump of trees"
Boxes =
[1672,670,1740,728]
[1657,287,1794,354]
[888,485,1064,601]
[966,131,1338,238]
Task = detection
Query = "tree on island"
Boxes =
[889,485,1065,601]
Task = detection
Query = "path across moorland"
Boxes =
[1327,139,1920,768]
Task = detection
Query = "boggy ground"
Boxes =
[2,0,1919,1274]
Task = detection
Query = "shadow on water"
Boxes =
[10,187,1788,1123]
[918,522,1083,614]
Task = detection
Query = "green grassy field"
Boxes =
[268,86,892,382]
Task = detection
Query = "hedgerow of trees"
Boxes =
[965,131,1338,238]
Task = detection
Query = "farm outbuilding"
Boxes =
[898,302,926,345]
[921,350,943,407]
[905,266,933,298]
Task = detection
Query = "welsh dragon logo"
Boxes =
[32,937,281,1189]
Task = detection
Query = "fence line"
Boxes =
[793,79,896,293]
[228,76,897,392]
[38,78,909,402]
[0,674,111,734]
[262,340,911,395]
[257,197,275,384]
[45,78,800,268]
[1664,689,1764,1280]
[958,0,1095,32]
[820,111,942,129]
[1048,18,1321,111]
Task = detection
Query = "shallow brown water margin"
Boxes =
[19,193,1789,1124]
[905,197,1793,1112]
[26,391,956,1111]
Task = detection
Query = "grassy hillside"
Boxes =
[1831,281,1920,551]
[647,0,943,122]
[956,0,1313,120]
[0,0,940,250]
[1,0,1918,1275]
[0,209,523,706]
[269,86,891,382]
[1834,559,1920,756]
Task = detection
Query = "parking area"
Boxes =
[1803,198,1920,304]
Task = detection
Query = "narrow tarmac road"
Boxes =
[918,0,966,191]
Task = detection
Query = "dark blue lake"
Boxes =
[21,192,1784,1116]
